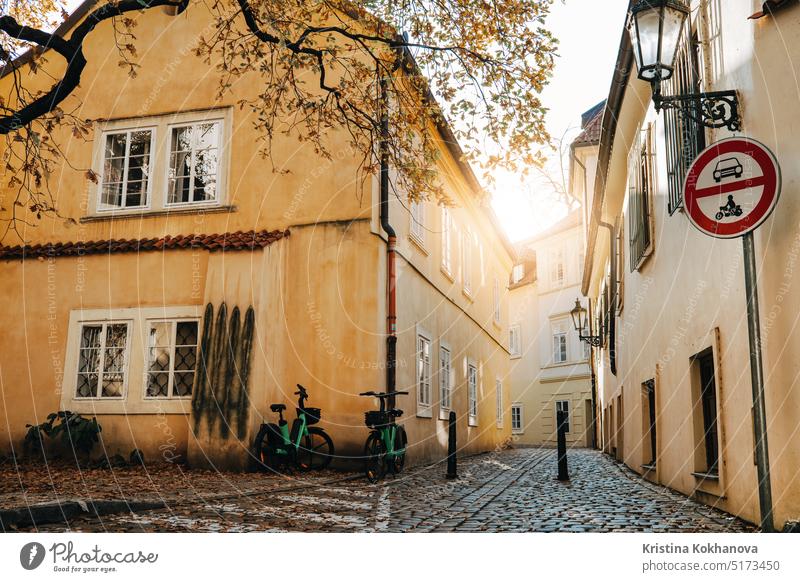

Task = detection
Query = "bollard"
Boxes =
[446,410,458,479]
[557,409,570,481]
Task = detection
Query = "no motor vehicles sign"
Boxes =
[684,137,781,239]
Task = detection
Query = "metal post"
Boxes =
[743,231,775,533]
[557,410,569,481]
[446,411,457,479]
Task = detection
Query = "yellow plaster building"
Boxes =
[0,1,513,470]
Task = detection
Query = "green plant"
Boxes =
[24,411,102,459]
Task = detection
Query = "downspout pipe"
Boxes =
[379,75,398,410]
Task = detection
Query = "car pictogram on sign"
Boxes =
[713,157,743,183]
[684,137,781,239]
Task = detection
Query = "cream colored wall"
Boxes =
[510,222,592,447]
[586,0,800,528]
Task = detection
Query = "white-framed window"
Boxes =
[509,324,521,358]
[441,206,452,275]
[492,277,501,324]
[410,199,426,245]
[496,379,503,428]
[550,248,565,287]
[75,322,131,399]
[146,319,200,398]
[167,120,222,205]
[511,404,523,434]
[552,318,569,364]
[511,264,525,285]
[90,108,230,216]
[583,339,591,361]
[462,230,473,295]
[63,306,203,414]
[98,129,155,210]
[439,343,452,418]
[556,400,571,433]
[467,360,478,426]
[416,330,432,416]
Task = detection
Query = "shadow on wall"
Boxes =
[191,303,255,442]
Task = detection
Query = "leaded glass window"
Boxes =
[147,320,199,398]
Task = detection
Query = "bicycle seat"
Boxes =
[389,409,404,418]
[270,404,286,413]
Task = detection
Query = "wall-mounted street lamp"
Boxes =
[570,299,602,348]
[627,0,741,131]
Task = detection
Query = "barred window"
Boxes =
[628,123,655,272]
[146,320,199,398]
[664,32,705,215]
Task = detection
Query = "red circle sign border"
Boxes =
[683,137,781,239]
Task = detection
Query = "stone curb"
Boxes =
[0,499,166,530]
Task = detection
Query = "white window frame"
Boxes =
[511,403,524,434]
[462,230,473,297]
[96,127,156,212]
[90,108,232,217]
[509,324,521,358]
[492,277,501,324]
[74,320,133,400]
[438,341,453,420]
[61,306,203,415]
[511,264,525,285]
[144,318,200,400]
[441,205,453,277]
[496,378,504,428]
[556,400,571,433]
[410,199,426,247]
[467,358,478,426]
[165,118,225,208]
[552,318,569,364]
[550,247,565,287]
[416,326,433,417]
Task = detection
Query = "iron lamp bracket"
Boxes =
[652,83,741,132]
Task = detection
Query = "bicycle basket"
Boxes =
[299,407,321,425]
[365,410,390,429]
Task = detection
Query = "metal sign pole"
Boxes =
[742,231,775,533]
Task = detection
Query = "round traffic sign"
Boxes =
[684,137,781,239]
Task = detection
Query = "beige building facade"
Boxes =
[0,1,513,470]
[583,0,800,528]
[509,209,593,447]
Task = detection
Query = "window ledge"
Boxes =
[441,265,454,282]
[438,409,452,421]
[409,233,428,255]
[510,354,522,360]
[468,416,478,427]
[81,204,237,223]
[462,288,474,302]
[511,429,524,435]
[692,471,720,481]
[416,407,433,419]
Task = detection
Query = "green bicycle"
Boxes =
[359,390,409,483]
[253,384,334,471]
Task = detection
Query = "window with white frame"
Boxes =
[417,333,432,413]
[556,400,570,433]
[91,109,229,215]
[496,379,503,428]
[511,264,525,284]
[146,320,199,398]
[410,199,425,245]
[462,230,473,294]
[552,318,569,364]
[509,324,521,358]
[76,322,130,398]
[492,277,501,323]
[168,121,222,205]
[511,403,523,434]
[439,345,452,414]
[550,248,565,287]
[99,129,154,210]
[467,361,478,425]
[441,206,452,274]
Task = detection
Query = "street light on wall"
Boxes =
[570,299,602,348]
[627,0,741,131]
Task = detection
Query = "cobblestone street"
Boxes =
[15,449,755,533]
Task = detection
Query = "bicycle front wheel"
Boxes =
[364,431,386,483]
[296,427,334,471]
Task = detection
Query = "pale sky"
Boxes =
[490,0,631,241]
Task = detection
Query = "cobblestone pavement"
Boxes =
[17,449,756,532]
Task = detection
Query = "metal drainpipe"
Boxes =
[379,75,398,410]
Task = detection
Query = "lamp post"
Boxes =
[570,299,602,348]
[627,0,741,131]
